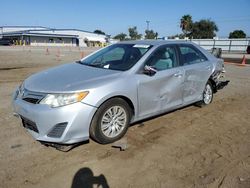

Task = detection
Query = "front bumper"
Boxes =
[12,96,97,144]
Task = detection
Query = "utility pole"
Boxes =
[146,20,150,31]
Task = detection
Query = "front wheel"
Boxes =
[196,81,213,107]
[90,98,131,144]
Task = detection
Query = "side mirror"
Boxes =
[143,65,157,76]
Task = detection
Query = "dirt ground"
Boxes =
[0,46,250,188]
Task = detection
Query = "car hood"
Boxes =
[24,62,122,93]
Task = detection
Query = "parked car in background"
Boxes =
[12,40,229,149]
[247,45,250,54]
[0,39,13,46]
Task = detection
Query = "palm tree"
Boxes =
[180,14,193,37]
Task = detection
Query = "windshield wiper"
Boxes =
[83,63,103,68]
[85,64,100,67]
[75,60,83,64]
[75,60,103,68]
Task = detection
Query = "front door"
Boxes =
[137,45,184,118]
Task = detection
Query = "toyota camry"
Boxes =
[12,40,229,148]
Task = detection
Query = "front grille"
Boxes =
[21,116,39,133]
[21,89,45,104]
[47,122,68,138]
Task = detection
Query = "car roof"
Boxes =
[118,40,194,46]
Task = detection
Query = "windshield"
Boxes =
[80,44,152,71]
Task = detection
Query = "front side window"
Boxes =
[179,45,207,65]
[145,46,178,71]
[80,44,152,71]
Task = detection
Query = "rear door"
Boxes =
[178,44,212,104]
[137,45,184,118]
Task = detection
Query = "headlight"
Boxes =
[14,82,24,99]
[39,91,89,107]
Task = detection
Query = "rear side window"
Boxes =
[179,45,207,66]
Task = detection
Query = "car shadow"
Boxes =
[71,167,110,188]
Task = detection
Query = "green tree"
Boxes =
[93,29,105,35]
[190,19,218,39]
[113,33,127,41]
[229,30,246,38]
[180,14,193,37]
[145,30,158,39]
[128,26,142,40]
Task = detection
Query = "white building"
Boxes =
[0,26,109,47]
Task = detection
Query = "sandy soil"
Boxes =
[0,46,250,188]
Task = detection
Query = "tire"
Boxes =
[196,81,214,107]
[90,98,131,144]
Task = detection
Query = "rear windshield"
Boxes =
[80,44,152,71]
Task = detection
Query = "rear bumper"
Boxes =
[12,96,97,144]
[216,80,230,90]
[212,68,229,91]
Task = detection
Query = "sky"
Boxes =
[1,0,250,37]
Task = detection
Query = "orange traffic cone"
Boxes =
[241,55,246,65]
[46,48,49,55]
[238,55,246,66]
[80,51,84,59]
[56,49,61,61]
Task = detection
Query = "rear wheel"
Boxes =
[90,98,131,144]
[196,81,213,107]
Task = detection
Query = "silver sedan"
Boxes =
[12,40,229,146]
